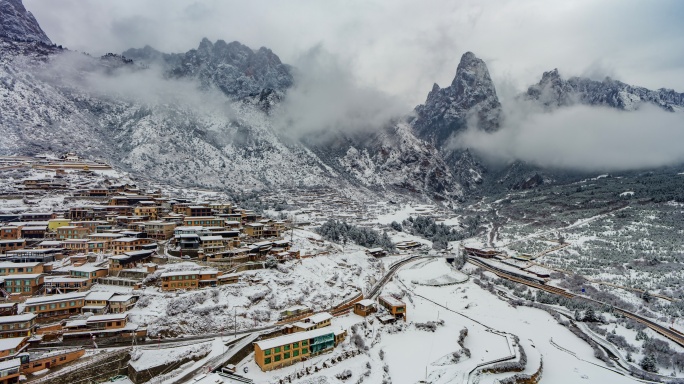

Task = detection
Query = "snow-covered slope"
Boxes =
[0,0,469,200]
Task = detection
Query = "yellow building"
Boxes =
[143,221,177,240]
[0,314,36,339]
[47,219,71,231]
[160,270,199,291]
[0,262,43,276]
[23,292,87,321]
[291,312,332,332]
[56,226,91,240]
[378,296,407,322]
[134,206,160,220]
[254,327,345,371]
[183,217,224,228]
[244,223,264,238]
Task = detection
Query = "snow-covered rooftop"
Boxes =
[357,299,375,307]
[85,291,117,301]
[305,312,333,324]
[0,358,20,370]
[0,314,35,324]
[25,292,87,305]
[87,313,127,323]
[160,270,201,278]
[69,265,107,273]
[379,295,405,307]
[255,327,340,350]
[0,337,25,351]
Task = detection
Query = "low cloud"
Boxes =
[272,46,408,139]
[37,51,237,119]
[455,104,684,171]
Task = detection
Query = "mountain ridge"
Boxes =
[2,0,684,202]
[525,68,684,112]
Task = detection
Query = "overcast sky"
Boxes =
[25,0,684,107]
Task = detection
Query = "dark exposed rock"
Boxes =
[0,0,52,45]
[412,52,502,148]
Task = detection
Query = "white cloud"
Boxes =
[455,104,684,171]
[272,46,408,139]
[25,0,684,106]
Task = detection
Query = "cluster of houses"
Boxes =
[0,160,311,380]
[0,156,418,380]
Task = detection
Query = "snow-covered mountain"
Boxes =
[0,0,51,45]
[525,68,684,112]
[2,0,683,201]
[0,0,466,201]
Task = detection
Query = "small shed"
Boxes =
[378,296,407,322]
[353,299,377,317]
[366,248,387,258]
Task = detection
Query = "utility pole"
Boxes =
[234,307,237,338]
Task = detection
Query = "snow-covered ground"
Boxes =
[108,234,384,337]
[217,258,642,384]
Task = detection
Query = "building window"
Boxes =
[302,348,308,354]
[284,345,290,351]
[293,350,299,357]
[274,355,281,362]
[264,349,271,356]
[284,352,290,359]
[302,341,308,346]
[293,342,299,348]
[274,347,281,353]
[264,357,271,364]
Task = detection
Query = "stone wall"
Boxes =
[127,350,210,384]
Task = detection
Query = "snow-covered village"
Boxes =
[0,153,680,384]
[2,1,684,383]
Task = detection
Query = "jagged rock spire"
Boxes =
[413,51,502,148]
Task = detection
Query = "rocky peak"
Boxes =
[540,68,561,82]
[198,37,213,52]
[525,68,575,108]
[0,0,52,45]
[124,39,293,101]
[413,51,502,148]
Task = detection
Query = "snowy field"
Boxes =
[215,258,642,384]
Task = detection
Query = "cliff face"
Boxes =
[0,0,52,45]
